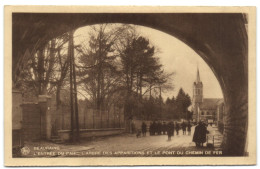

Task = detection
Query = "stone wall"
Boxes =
[21,103,41,141]
[12,90,23,148]
[12,90,23,130]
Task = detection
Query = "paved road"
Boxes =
[22,125,223,157]
[85,126,221,151]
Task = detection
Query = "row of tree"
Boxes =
[15,32,71,109]
[130,88,192,121]
[164,88,192,120]
[74,24,174,122]
[15,24,191,130]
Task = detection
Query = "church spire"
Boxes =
[196,67,201,83]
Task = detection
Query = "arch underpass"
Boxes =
[12,13,248,156]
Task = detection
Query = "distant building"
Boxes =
[192,68,224,124]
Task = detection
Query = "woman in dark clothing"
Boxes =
[141,122,147,136]
[181,122,187,135]
[162,122,167,135]
[192,122,208,147]
[175,123,180,135]
[154,121,158,135]
[167,121,174,141]
[157,121,162,135]
[149,122,154,136]
[187,122,192,135]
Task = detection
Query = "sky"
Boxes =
[135,25,223,99]
[74,24,223,100]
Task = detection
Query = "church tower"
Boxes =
[192,68,203,122]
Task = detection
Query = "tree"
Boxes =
[17,34,70,101]
[164,96,179,119]
[52,33,70,108]
[166,97,171,105]
[142,97,161,120]
[187,110,193,120]
[120,35,174,120]
[176,88,192,119]
[76,24,125,128]
[166,96,176,105]
[75,24,175,128]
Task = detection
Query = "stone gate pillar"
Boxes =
[38,95,52,140]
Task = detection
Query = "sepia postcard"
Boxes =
[4,6,256,166]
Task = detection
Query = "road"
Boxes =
[22,125,223,157]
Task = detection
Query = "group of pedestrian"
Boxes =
[149,121,168,136]
[181,121,192,135]
[140,120,210,148]
[166,121,192,140]
[146,121,192,138]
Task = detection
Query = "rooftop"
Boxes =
[200,98,223,110]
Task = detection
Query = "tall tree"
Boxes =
[121,35,174,119]
[77,24,124,128]
[176,88,191,119]
[16,32,71,102]
[50,33,70,108]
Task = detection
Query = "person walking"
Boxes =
[157,121,162,135]
[172,121,175,137]
[182,121,187,135]
[149,122,154,136]
[187,122,192,135]
[175,122,180,135]
[154,121,158,135]
[192,121,208,147]
[141,122,147,136]
[167,121,174,141]
[162,121,167,135]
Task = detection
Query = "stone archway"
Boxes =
[12,13,248,156]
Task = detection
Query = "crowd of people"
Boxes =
[140,121,192,139]
[138,120,209,147]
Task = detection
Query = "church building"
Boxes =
[192,68,223,124]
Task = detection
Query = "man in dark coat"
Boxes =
[167,121,174,141]
[162,122,167,134]
[157,121,162,135]
[175,122,180,135]
[192,121,208,147]
[141,122,147,136]
[187,122,192,135]
[154,121,158,135]
[182,122,187,135]
[149,122,154,136]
